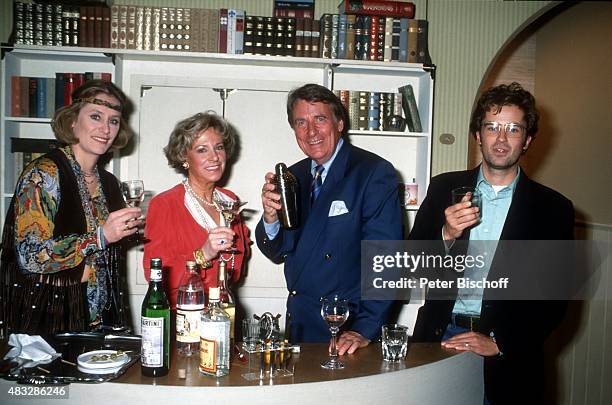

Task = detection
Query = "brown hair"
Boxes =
[286,83,348,136]
[163,111,237,175]
[51,80,131,149]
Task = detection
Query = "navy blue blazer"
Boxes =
[256,142,402,343]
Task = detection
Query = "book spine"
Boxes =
[368,15,378,61]
[219,9,228,54]
[41,4,54,46]
[11,76,22,117]
[209,9,220,53]
[63,73,76,107]
[19,77,29,117]
[28,78,37,118]
[399,18,409,62]
[408,19,418,63]
[252,16,264,55]
[416,20,431,64]
[87,6,95,47]
[399,84,422,132]
[55,73,65,112]
[345,15,356,60]
[339,0,415,18]
[13,2,25,45]
[310,19,319,57]
[52,5,63,46]
[377,17,385,61]
[331,14,339,59]
[367,92,380,131]
[94,6,103,48]
[159,7,170,51]
[152,7,161,51]
[143,7,153,51]
[274,17,286,57]
[303,18,312,57]
[384,17,393,61]
[235,10,245,55]
[361,16,372,61]
[36,77,47,118]
[189,8,200,52]
[391,18,401,61]
[295,17,305,57]
[135,6,145,50]
[227,9,236,54]
[348,90,359,130]
[358,91,369,130]
[102,6,111,48]
[127,6,136,49]
[110,5,119,48]
[320,14,333,59]
[46,78,55,118]
[118,6,128,49]
[78,6,88,47]
[338,14,347,59]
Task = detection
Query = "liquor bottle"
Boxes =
[217,260,236,345]
[274,162,299,229]
[199,287,230,377]
[176,260,205,356]
[141,258,170,377]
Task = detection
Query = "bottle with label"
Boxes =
[141,258,170,377]
[176,260,205,357]
[199,287,230,377]
[217,260,236,345]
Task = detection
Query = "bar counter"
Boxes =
[1,343,483,404]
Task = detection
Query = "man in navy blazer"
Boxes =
[410,83,574,403]
[256,84,402,354]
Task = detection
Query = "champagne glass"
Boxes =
[320,295,349,370]
[121,180,145,207]
[215,198,247,254]
[121,180,145,242]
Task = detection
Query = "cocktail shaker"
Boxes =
[274,163,299,229]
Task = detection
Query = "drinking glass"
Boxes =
[381,324,409,362]
[320,295,349,370]
[121,180,145,241]
[215,198,247,254]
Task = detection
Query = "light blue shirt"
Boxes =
[264,138,345,239]
[452,166,520,316]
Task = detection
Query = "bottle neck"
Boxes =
[150,268,163,283]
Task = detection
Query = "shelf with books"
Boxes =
[1,46,115,222]
[348,129,429,138]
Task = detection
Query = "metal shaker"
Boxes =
[274,163,299,229]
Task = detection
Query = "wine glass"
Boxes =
[215,198,247,254]
[320,295,349,370]
[121,180,145,241]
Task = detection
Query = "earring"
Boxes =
[182,161,189,169]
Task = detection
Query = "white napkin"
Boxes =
[3,333,61,368]
[328,200,349,217]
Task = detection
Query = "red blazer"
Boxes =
[143,184,250,308]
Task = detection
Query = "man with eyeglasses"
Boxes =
[409,82,574,403]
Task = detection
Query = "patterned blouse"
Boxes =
[14,146,111,323]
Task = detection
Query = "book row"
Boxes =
[321,14,430,63]
[335,84,422,133]
[12,1,110,48]
[10,73,113,118]
[10,2,430,64]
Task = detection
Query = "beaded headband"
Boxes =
[74,97,122,112]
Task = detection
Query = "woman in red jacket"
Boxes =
[143,111,250,308]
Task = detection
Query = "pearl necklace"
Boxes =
[183,182,217,231]
[183,179,219,209]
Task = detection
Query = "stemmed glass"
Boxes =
[121,180,145,241]
[320,295,350,370]
[215,198,247,254]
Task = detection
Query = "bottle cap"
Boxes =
[150,258,162,268]
[209,287,220,300]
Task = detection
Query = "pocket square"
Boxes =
[329,200,349,217]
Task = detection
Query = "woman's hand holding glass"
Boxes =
[199,226,236,261]
[103,207,143,244]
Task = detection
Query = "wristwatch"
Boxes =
[193,249,212,269]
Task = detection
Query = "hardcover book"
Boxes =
[339,0,416,18]
[310,19,320,57]
[219,8,229,53]
[345,15,356,60]
[398,84,422,132]
[94,6,103,48]
[407,18,418,63]
[303,17,312,57]
[416,19,432,64]
[110,5,119,48]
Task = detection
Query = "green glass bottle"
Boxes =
[141,258,170,377]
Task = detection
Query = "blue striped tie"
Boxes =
[311,165,324,205]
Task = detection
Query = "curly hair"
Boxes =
[286,83,348,136]
[163,111,236,175]
[51,80,131,150]
[470,82,539,139]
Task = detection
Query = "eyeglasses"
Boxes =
[481,121,526,138]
